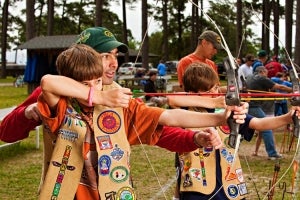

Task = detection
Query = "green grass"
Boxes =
[0,78,299,199]
[0,76,15,83]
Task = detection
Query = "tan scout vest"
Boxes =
[178,108,247,200]
[39,84,136,199]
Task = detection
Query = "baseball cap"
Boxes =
[257,50,267,57]
[76,27,128,53]
[198,30,224,50]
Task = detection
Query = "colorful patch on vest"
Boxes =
[99,155,111,176]
[58,129,79,142]
[182,173,193,188]
[221,148,234,164]
[227,184,239,198]
[236,168,244,183]
[116,186,136,200]
[97,110,121,134]
[189,168,202,181]
[238,182,248,195]
[105,191,116,199]
[225,166,237,181]
[97,135,113,150]
[110,166,129,183]
[51,145,72,199]
[219,125,230,134]
[110,144,124,161]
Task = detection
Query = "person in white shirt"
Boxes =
[238,54,255,89]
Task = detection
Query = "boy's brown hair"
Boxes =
[183,62,219,93]
[56,44,103,82]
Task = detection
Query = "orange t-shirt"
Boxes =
[177,53,218,87]
[37,96,164,199]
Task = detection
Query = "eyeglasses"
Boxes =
[99,52,118,61]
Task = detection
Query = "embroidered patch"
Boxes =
[51,145,72,199]
[99,155,111,175]
[76,30,91,43]
[97,110,121,134]
[97,135,113,150]
[105,191,116,199]
[110,166,129,183]
[189,168,202,181]
[225,166,237,181]
[219,125,230,134]
[110,144,124,161]
[238,182,248,195]
[116,186,136,200]
[58,129,79,142]
[183,174,193,188]
[227,184,239,198]
[236,168,244,183]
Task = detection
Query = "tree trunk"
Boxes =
[122,0,129,62]
[236,0,243,58]
[26,0,37,94]
[273,0,279,56]
[262,0,271,53]
[285,0,293,59]
[26,0,36,41]
[191,0,198,52]
[162,0,169,60]
[1,0,9,78]
[95,0,103,26]
[294,0,300,67]
[142,0,149,70]
[47,0,54,35]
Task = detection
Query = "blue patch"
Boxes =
[98,155,111,175]
[227,184,239,198]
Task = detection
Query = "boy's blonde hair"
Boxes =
[56,44,103,81]
[183,62,219,93]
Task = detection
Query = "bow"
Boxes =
[223,57,242,149]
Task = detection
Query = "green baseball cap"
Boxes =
[198,30,224,50]
[76,27,128,53]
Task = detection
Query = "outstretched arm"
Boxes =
[40,74,132,109]
[249,106,300,131]
[158,102,248,128]
[0,87,42,143]
[167,95,226,109]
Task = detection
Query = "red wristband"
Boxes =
[88,86,94,106]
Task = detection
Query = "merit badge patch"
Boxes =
[116,186,136,200]
[97,110,121,134]
[110,144,125,161]
[238,182,248,195]
[227,184,239,198]
[98,155,111,176]
[110,166,129,183]
[97,135,113,150]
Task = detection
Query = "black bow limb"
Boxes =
[223,57,242,148]
[289,69,300,138]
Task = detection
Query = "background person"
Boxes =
[246,66,292,159]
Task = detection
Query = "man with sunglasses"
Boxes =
[177,30,224,89]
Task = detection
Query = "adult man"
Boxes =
[252,49,268,73]
[177,30,223,88]
[237,54,254,89]
[246,66,292,159]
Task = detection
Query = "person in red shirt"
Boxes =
[177,30,223,88]
[265,55,283,78]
